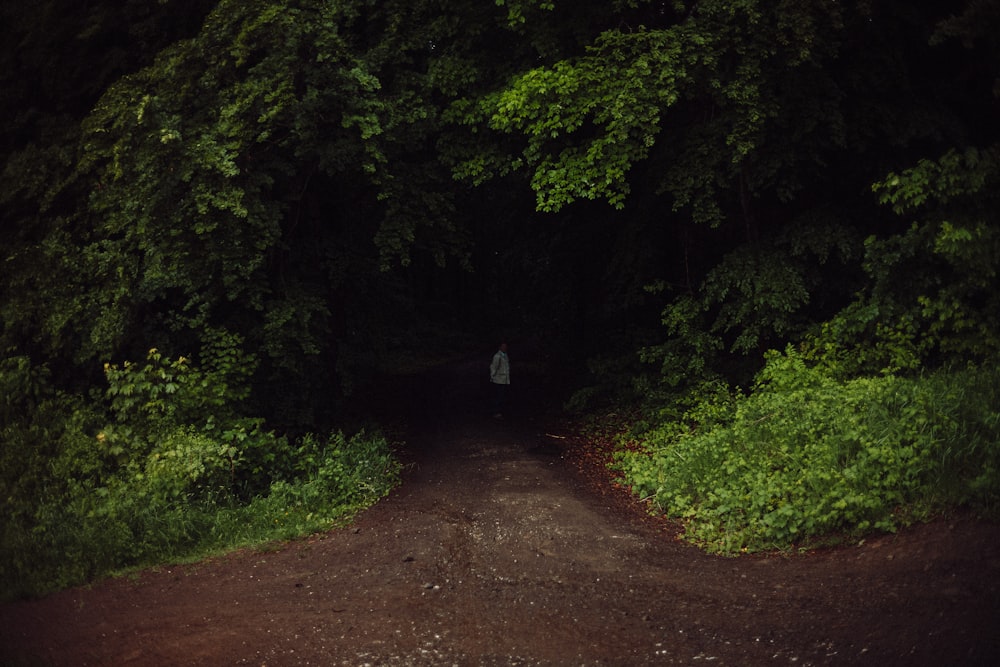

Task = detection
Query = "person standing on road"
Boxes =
[490,342,509,418]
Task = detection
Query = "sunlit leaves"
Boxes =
[457,0,851,216]
[461,27,694,211]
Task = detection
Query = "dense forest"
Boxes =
[2,0,998,597]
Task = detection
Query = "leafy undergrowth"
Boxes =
[1,348,401,602]
[1,428,401,603]
[613,351,1000,555]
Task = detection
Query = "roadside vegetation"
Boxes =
[0,344,400,601]
[609,149,1000,553]
[614,355,1000,554]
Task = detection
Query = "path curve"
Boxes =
[2,354,999,665]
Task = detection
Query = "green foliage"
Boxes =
[4,0,499,431]
[616,349,1000,554]
[0,0,216,364]
[803,146,1000,376]
[623,141,1000,555]
[451,0,988,410]
[871,149,1000,362]
[703,218,859,354]
[105,333,253,425]
[0,348,400,601]
[640,214,860,391]
[639,294,724,389]
[456,0,854,219]
[455,25,697,212]
[1,357,99,531]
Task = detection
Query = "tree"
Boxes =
[453,0,995,392]
[3,0,996,420]
[0,0,216,374]
[3,0,529,427]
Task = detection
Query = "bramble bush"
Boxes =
[615,348,1000,554]
[1,344,400,601]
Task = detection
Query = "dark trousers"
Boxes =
[492,382,508,414]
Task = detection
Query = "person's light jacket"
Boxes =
[490,350,510,385]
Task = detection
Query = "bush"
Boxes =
[0,349,401,601]
[2,426,400,601]
[615,349,1000,554]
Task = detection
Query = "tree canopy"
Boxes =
[2,0,997,422]
[0,0,991,415]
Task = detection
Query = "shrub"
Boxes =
[0,348,400,601]
[616,349,1000,553]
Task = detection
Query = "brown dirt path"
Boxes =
[2,354,999,666]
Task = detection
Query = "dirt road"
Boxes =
[2,355,999,665]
